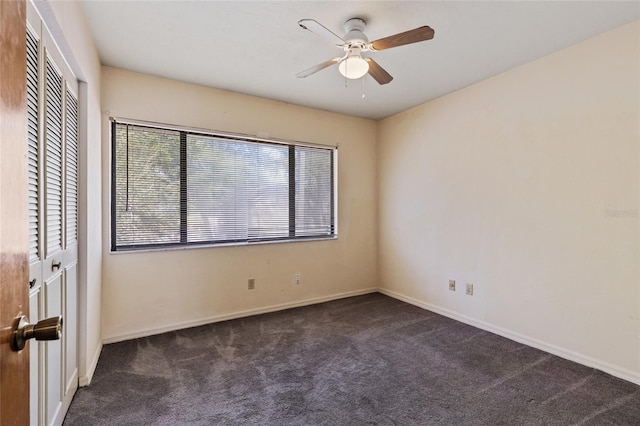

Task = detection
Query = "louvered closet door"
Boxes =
[63,82,79,416]
[43,50,66,426]
[27,3,79,425]
[43,50,79,426]
[26,18,44,426]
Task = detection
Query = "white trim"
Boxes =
[102,288,378,344]
[78,341,103,387]
[109,235,339,255]
[378,288,640,386]
[32,0,84,82]
[109,118,339,253]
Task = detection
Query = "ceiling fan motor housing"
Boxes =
[343,18,368,46]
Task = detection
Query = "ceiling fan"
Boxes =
[296,18,435,85]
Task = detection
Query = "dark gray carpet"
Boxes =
[64,293,640,425]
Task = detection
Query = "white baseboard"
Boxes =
[103,287,378,345]
[378,288,640,386]
[79,341,103,387]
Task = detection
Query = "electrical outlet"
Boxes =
[466,283,473,296]
[294,273,302,285]
[449,280,456,291]
[248,278,255,290]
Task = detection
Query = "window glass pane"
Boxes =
[186,135,288,242]
[295,146,333,236]
[112,121,336,251]
[249,144,289,239]
[114,124,181,246]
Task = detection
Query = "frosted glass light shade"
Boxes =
[338,56,369,79]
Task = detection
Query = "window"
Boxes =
[111,120,336,251]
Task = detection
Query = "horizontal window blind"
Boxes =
[295,146,333,237]
[114,124,181,247]
[187,134,290,243]
[112,121,336,251]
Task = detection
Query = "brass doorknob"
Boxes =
[10,315,63,352]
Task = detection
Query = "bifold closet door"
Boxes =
[27,3,79,424]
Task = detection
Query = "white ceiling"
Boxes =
[80,1,640,120]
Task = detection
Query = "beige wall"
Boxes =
[101,67,378,341]
[378,21,640,383]
[45,0,103,385]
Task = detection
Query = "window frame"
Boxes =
[110,118,338,252]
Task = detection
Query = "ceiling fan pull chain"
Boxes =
[362,75,366,99]
[344,59,349,87]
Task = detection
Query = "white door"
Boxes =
[26,3,79,425]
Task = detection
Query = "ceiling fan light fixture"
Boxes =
[338,55,369,79]
[297,17,433,85]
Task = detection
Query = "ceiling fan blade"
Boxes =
[365,58,393,85]
[298,19,345,46]
[296,58,341,78]
[370,26,435,51]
